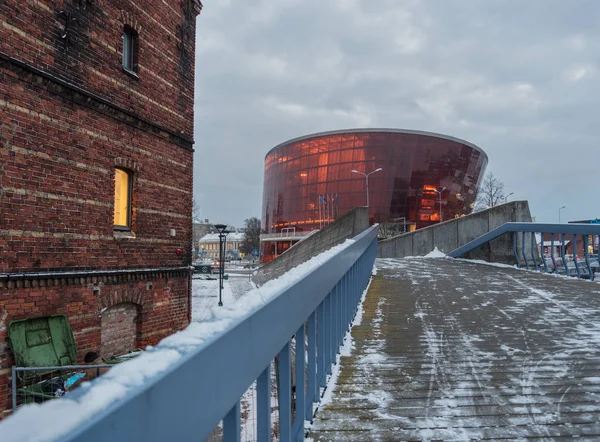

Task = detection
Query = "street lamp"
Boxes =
[433,187,446,222]
[505,192,514,203]
[214,223,230,307]
[351,167,382,208]
[558,206,566,224]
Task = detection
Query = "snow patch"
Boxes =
[424,247,446,258]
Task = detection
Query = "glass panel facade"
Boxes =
[261,130,488,261]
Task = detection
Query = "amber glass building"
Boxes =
[261,129,487,262]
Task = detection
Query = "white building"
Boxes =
[198,232,245,259]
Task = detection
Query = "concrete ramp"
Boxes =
[378,201,533,264]
[309,258,600,441]
[253,207,369,286]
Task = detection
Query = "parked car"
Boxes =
[193,260,218,274]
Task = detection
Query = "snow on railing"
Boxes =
[1,226,379,442]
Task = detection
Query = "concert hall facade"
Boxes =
[260,129,488,263]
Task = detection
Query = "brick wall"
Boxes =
[101,303,140,358]
[0,0,199,136]
[0,73,194,272]
[0,0,200,414]
[0,273,190,411]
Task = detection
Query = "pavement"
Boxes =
[308,257,600,441]
[191,266,255,322]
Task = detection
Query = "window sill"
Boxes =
[114,230,136,239]
[122,67,139,79]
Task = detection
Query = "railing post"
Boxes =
[561,233,568,272]
[513,233,520,268]
[339,277,345,344]
[541,236,548,273]
[317,301,326,388]
[257,364,271,442]
[521,231,529,269]
[346,268,351,327]
[293,324,305,440]
[326,293,333,376]
[333,282,340,352]
[573,235,581,278]
[348,258,360,322]
[338,280,343,349]
[306,311,317,421]
[584,235,594,281]
[223,401,241,442]
[331,286,338,365]
[279,342,292,442]
[551,235,557,271]
[531,232,538,271]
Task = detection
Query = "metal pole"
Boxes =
[218,232,223,307]
[11,366,17,411]
[365,175,369,208]
[439,197,442,222]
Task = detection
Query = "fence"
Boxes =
[55,225,378,442]
[449,222,600,280]
[11,364,113,411]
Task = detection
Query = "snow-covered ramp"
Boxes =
[308,257,600,441]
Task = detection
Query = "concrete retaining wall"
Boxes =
[378,201,533,263]
[253,207,370,286]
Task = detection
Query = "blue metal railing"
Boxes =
[57,225,379,442]
[448,222,600,280]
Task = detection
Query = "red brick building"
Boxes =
[0,0,201,412]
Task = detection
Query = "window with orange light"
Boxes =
[114,168,132,230]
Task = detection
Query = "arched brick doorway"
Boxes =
[101,303,140,359]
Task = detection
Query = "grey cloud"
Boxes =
[194,0,600,226]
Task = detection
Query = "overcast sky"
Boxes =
[193,0,600,227]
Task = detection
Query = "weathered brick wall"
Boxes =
[0,0,198,135]
[0,75,194,272]
[0,0,200,415]
[0,274,190,411]
[101,303,140,358]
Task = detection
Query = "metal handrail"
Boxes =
[449,222,600,280]
[259,231,315,241]
[51,225,379,442]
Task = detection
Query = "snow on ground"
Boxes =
[0,240,356,442]
[191,269,256,322]
[310,256,600,440]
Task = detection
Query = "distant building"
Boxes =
[0,0,202,413]
[260,129,488,263]
[193,220,217,251]
[199,233,245,260]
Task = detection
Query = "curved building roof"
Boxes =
[266,128,487,162]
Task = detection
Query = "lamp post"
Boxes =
[214,223,230,307]
[433,187,446,222]
[505,192,514,203]
[558,206,566,224]
[351,167,382,208]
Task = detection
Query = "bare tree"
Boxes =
[242,216,261,256]
[192,197,201,222]
[476,172,506,209]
